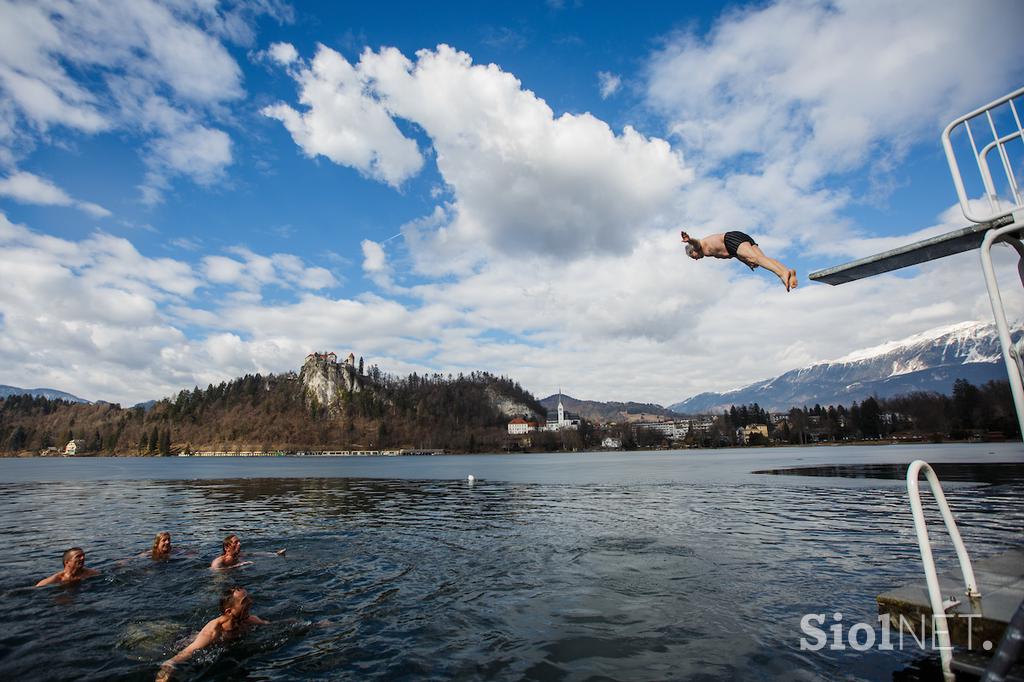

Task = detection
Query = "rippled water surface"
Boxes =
[1,444,1022,681]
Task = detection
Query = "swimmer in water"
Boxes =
[210,534,244,570]
[156,586,268,681]
[35,547,101,587]
[210,534,286,570]
[681,230,798,291]
[151,532,172,561]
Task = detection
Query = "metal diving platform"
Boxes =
[813,85,1024,681]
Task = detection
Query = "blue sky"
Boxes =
[1,0,1023,406]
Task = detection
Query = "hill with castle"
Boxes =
[0,352,547,456]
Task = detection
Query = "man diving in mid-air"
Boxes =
[680,230,798,291]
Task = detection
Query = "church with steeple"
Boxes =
[544,390,580,431]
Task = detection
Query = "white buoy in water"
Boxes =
[467,474,475,483]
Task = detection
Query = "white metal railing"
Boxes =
[907,459,981,682]
[942,85,1024,224]
[980,212,1024,436]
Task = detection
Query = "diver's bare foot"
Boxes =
[276,549,286,556]
[786,269,798,291]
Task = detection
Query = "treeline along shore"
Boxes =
[0,369,1017,456]
[0,364,546,456]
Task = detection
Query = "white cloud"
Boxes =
[267,41,299,65]
[262,44,425,187]
[646,0,1024,179]
[202,247,338,292]
[0,170,110,216]
[149,125,233,186]
[597,71,621,99]
[361,239,387,272]
[268,44,694,269]
[0,0,285,202]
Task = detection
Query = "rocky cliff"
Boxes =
[300,353,363,411]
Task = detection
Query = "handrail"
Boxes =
[942,85,1024,224]
[907,459,981,682]
[979,212,1024,436]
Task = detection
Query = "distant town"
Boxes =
[505,380,1018,450]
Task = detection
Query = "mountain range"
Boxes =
[668,321,1021,414]
[539,394,676,423]
[0,385,88,403]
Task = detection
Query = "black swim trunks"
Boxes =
[724,230,757,258]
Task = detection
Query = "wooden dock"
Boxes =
[877,548,1024,673]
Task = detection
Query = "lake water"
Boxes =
[1,443,1022,681]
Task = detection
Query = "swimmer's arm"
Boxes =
[247,614,270,625]
[159,620,219,673]
[35,571,62,587]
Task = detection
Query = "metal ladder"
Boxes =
[907,459,981,682]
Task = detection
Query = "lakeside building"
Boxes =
[737,424,769,444]
[601,437,622,448]
[689,416,717,433]
[634,420,689,440]
[64,439,86,456]
[507,418,539,435]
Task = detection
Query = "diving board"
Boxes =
[809,213,1018,285]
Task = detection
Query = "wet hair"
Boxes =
[151,532,171,559]
[219,586,245,614]
[222,534,239,552]
[62,547,84,565]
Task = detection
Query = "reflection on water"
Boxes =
[0,454,1022,680]
[754,461,1024,485]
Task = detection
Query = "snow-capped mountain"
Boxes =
[669,321,1021,414]
[0,385,88,403]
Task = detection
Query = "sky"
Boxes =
[1,0,1023,407]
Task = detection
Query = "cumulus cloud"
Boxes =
[0,212,356,404]
[0,170,110,216]
[597,71,621,99]
[0,0,285,202]
[647,0,1024,178]
[267,44,694,269]
[266,41,299,65]
[262,44,425,187]
[202,246,338,293]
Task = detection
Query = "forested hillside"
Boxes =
[0,367,546,455]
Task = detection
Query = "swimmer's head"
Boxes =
[223,534,240,555]
[685,244,702,260]
[152,532,171,558]
[63,547,85,569]
[220,586,251,618]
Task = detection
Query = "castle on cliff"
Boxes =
[301,351,363,409]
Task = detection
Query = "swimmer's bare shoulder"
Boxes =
[156,616,224,680]
[35,567,100,587]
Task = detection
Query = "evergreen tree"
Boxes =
[148,427,159,453]
[8,425,27,451]
[159,429,171,455]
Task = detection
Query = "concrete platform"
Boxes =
[877,548,1024,650]
[809,213,1017,285]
